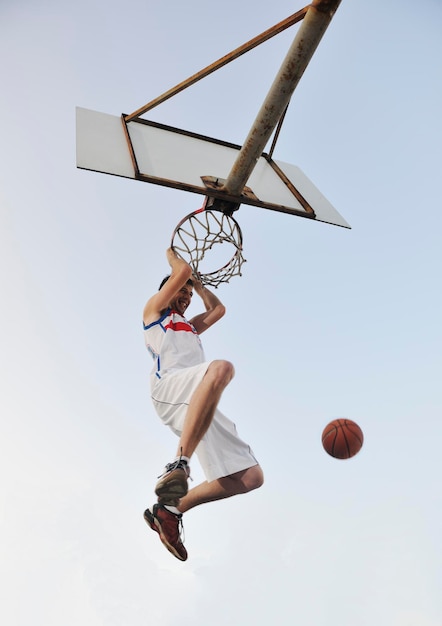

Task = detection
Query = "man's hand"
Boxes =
[191,273,205,296]
[166,246,183,267]
[189,276,226,334]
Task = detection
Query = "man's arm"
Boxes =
[143,248,192,326]
[189,278,226,334]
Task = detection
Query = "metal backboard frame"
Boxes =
[76,0,349,228]
[76,107,350,228]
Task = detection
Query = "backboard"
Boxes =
[76,106,350,229]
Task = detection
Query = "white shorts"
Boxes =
[150,362,258,482]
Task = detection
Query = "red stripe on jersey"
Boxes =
[165,320,197,334]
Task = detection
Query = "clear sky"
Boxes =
[1,1,441,625]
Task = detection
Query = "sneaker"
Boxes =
[144,503,188,561]
[155,459,190,506]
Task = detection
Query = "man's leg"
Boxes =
[177,359,235,458]
[155,360,234,504]
[144,465,263,561]
[178,464,264,513]
[146,360,262,562]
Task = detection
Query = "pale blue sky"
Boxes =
[1,1,441,625]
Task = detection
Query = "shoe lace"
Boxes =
[177,515,185,544]
[158,451,192,481]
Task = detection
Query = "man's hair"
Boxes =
[158,275,194,291]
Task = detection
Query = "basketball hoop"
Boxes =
[171,206,246,288]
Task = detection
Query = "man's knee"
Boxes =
[206,360,235,386]
[220,465,264,496]
[243,465,264,492]
[227,465,264,494]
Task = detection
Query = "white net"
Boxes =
[171,209,245,288]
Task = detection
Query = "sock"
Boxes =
[175,455,190,465]
[164,505,181,516]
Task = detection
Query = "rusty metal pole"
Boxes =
[220,0,342,198]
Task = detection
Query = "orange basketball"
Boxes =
[322,418,364,459]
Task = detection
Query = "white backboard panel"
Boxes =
[76,107,350,229]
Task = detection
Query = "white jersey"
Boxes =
[144,307,205,382]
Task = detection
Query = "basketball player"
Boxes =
[143,247,263,560]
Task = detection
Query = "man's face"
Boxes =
[170,283,193,315]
